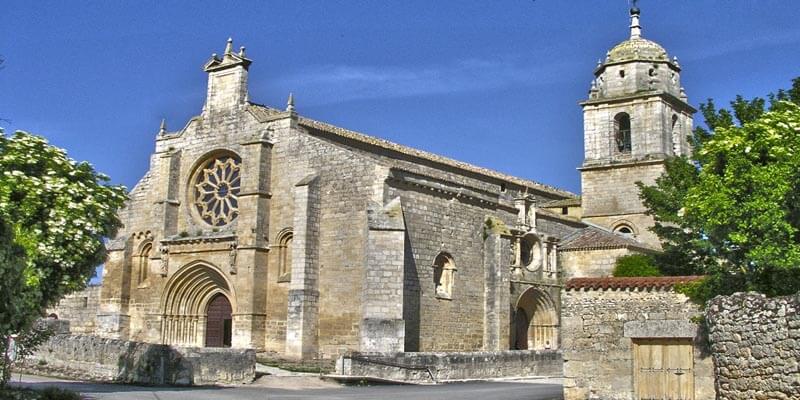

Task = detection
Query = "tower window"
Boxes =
[619,69,625,78]
[614,113,632,153]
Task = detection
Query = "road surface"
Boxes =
[12,374,564,400]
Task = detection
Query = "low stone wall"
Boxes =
[19,334,255,386]
[335,350,562,383]
[706,292,800,400]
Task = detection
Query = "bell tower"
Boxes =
[579,5,695,247]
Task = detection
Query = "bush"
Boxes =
[612,254,662,277]
[38,387,81,400]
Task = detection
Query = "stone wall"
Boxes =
[20,334,255,386]
[47,285,101,334]
[705,292,800,400]
[560,247,631,279]
[562,285,714,400]
[335,350,562,383]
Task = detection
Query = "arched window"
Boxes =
[614,112,632,153]
[138,242,151,284]
[277,231,293,282]
[614,223,635,238]
[671,114,680,155]
[432,253,456,300]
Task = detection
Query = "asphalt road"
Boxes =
[12,374,564,400]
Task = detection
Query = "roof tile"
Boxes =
[565,276,705,291]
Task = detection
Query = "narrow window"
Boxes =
[561,207,568,215]
[671,114,680,155]
[614,112,632,153]
[619,69,625,78]
[138,243,151,284]
[433,253,456,300]
[277,231,293,282]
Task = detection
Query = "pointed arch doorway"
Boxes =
[205,293,232,348]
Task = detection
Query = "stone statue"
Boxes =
[159,245,169,276]
[229,241,238,274]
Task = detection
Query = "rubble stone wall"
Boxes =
[705,292,800,400]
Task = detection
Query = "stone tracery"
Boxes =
[193,155,241,226]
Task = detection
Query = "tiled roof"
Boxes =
[565,276,705,291]
[559,225,654,252]
[246,103,578,199]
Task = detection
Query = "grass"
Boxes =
[0,386,81,400]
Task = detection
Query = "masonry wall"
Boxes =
[560,248,631,279]
[20,334,255,385]
[336,350,562,383]
[705,292,800,400]
[47,285,101,334]
[561,287,714,400]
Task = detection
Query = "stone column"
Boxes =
[285,174,320,359]
[360,198,406,353]
[483,217,512,350]
[231,133,272,349]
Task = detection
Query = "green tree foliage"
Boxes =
[639,78,800,302]
[612,254,661,277]
[0,131,126,379]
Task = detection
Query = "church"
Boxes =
[76,6,693,361]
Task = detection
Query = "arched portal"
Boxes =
[513,287,558,350]
[205,293,232,347]
[161,262,234,347]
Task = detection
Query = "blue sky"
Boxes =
[2,0,799,197]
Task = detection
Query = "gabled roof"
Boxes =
[559,225,655,252]
[246,103,578,199]
[565,276,704,291]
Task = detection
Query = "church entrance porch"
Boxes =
[160,261,236,347]
[205,293,232,347]
[512,287,559,350]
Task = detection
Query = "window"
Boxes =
[614,112,632,153]
[671,114,680,155]
[614,223,635,237]
[192,154,241,226]
[520,234,543,271]
[432,253,456,300]
[561,207,568,215]
[138,242,151,284]
[277,231,293,282]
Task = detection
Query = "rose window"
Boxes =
[193,155,241,226]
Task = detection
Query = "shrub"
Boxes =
[612,254,661,277]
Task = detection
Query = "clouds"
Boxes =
[273,56,572,105]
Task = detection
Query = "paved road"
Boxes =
[12,374,564,400]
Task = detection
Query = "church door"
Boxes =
[513,310,529,350]
[205,294,232,347]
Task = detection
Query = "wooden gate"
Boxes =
[633,338,694,400]
[205,294,232,348]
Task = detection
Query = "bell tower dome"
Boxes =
[579,5,695,248]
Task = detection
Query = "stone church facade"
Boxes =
[66,7,692,362]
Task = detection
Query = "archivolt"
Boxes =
[515,287,559,350]
[160,261,234,346]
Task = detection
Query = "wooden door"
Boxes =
[634,338,694,400]
[205,294,232,347]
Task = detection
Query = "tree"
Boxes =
[639,78,800,303]
[0,130,126,382]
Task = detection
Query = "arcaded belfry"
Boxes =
[74,13,675,359]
